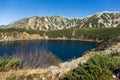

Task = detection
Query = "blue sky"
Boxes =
[0,0,120,25]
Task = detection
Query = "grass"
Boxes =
[1,52,120,80]
[0,68,70,80]
[0,69,48,80]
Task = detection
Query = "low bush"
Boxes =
[60,52,120,80]
[0,57,20,72]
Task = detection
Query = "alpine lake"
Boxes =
[0,40,99,61]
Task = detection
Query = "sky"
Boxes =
[0,0,120,25]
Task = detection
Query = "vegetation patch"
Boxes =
[0,57,20,72]
[60,52,120,80]
[1,27,120,41]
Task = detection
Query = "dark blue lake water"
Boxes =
[0,40,99,61]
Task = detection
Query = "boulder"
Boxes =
[42,77,48,80]
[48,66,60,75]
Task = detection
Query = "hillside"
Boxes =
[1,12,120,30]
[0,29,42,41]
[0,28,120,42]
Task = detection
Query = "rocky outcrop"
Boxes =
[95,35,120,51]
[48,66,60,75]
[79,12,120,28]
[60,55,89,70]
[0,32,42,41]
[2,12,120,30]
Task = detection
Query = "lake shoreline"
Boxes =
[0,38,102,43]
[47,38,102,42]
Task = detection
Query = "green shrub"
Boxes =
[61,53,120,80]
[0,57,20,72]
[5,58,20,70]
[26,73,40,79]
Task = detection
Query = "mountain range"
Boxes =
[1,11,120,30]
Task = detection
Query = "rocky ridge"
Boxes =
[1,12,120,30]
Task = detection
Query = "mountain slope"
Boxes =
[6,16,81,30]
[79,12,120,28]
[2,11,120,30]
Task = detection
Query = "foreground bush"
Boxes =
[0,57,20,71]
[60,52,120,80]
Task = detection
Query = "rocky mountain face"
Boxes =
[6,16,80,30]
[2,12,120,30]
[95,35,120,51]
[79,12,120,28]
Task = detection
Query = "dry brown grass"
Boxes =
[0,69,48,80]
[0,68,69,80]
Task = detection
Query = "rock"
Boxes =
[95,36,120,51]
[42,77,48,80]
[48,66,60,75]
[33,78,38,80]
[60,61,78,70]
[44,35,49,39]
